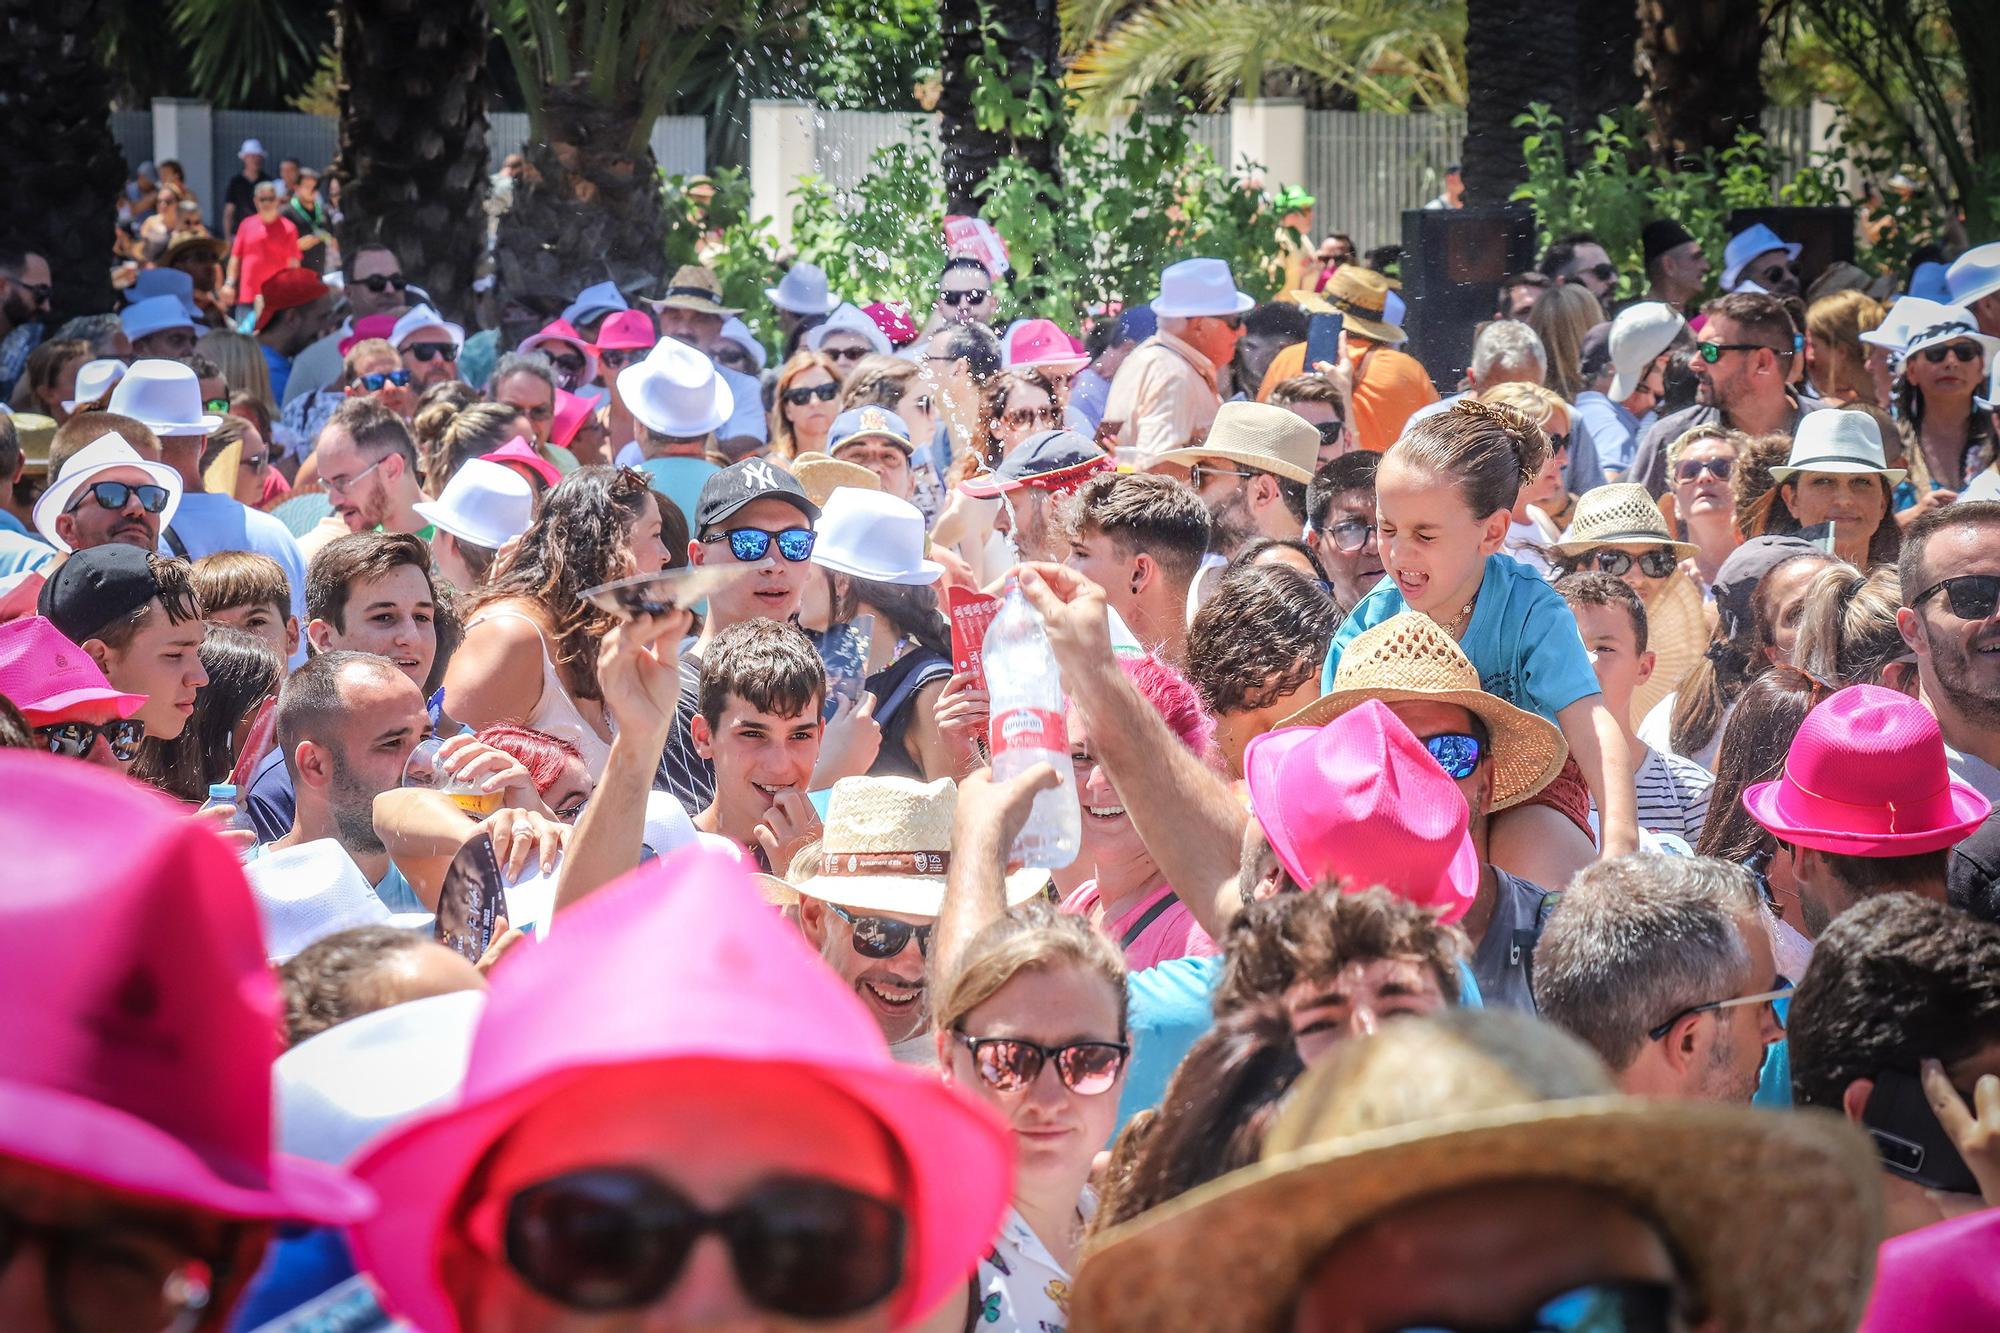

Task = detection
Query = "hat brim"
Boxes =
[1009,352,1091,376]
[1723,241,1804,292]
[701,490,821,530]
[647,295,744,318]
[1070,1098,1880,1333]
[33,458,185,553]
[617,362,732,439]
[765,286,837,316]
[519,334,600,383]
[1951,272,2000,311]
[1902,329,2000,364]
[957,455,1112,500]
[1768,461,1907,486]
[16,684,150,720]
[1328,309,1406,345]
[410,500,510,553]
[830,431,914,457]
[811,550,945,587]
[1154,443,1315,486]
[0,1081,374,1226]
[797,869,1048,916]
[1628,573,1709,725]
[1150,293,1256,318]
[1743,776,1991,857]
[1278,686,1567,810]
[1550,531,1700,561]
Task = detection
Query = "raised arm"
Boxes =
[935,763,1060,994]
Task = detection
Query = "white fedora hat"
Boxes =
[1897,304,2000,366]
[795,776,1047,916]
[1151,257,1254,318]
[31,432,184,552]
[1770,410,1906,487]
[119,294,197,345]
[618,335,733,438]
[1608,302,1686,400]
[60,358,126,414]
[766,261,837,316]
[389,303,465,352]
[412,458,535,551]
[1946,241,2000,311]
[805,302,892,357]
[1859,296,1951,354]
[239,138,266,158]
[1721,223,1802,291]
[811,488,943,586]
[108,358,223,438]
[245,838,433,963]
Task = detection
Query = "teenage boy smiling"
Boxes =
[691,618,825,872]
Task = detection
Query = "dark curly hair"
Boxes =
[1185,564,1339,716]
[1213,886,1465,1018]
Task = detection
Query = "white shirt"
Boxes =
[1638,691,1732,774]
[1946,742,2000,801]
[1502,514,1558,578]
[974,1195,1094,1332]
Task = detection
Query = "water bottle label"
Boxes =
[991,707,1067,755]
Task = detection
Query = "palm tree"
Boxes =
[1636,0,1767,169]
[332,0,494,320]
[938,0,1064,214]
[0,0,128,320]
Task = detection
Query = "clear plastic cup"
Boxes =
[403,736,503,815]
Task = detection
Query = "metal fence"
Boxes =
[110,110,152,175]
[1306,110,1465,253]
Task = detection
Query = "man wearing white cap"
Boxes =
[222,137,273,239]
[766,260,836,338]
[391,303,465,392]
[31,431,183,554]
[1720,222,1803,296]
[414,458,535,592]
[119,293,199,360]
[1103,258,1253,471]
[611,336,733,480]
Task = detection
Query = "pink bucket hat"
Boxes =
[1243,698,1479,922]
[1744,684,1990,856]
[0,752,375,1224]
[482,435,564,491]
[1004,318,1090,375]
[593,308,659,352]
[518,317,600,385]
[0,614,148,721]
[337,311,401,357]
[344,846,1013,1332]
[548,386,594,448]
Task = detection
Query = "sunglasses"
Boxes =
[821,345,871,364]
[1758,262,1798,284]
[940,288,989,306]
[1573,547,1679,579]
[406,341,457,363]
[782,381,840,407]
[826,901,931,959]
[355,273,409,293]
[1000,405,1059,431]
[703,526,816,563]
[1674,456,1733,483]
[360,369,412,391]
[500,1168,904,1318]
[1913,573,2000,621]
[68,480,170,515]
[1422,731,1485,780]
[203,397,230,414]
[1388,1279,1681,1333]
[1696,341,1787,363]
[546,351,587,375]
[1580,262,1618,283]
[1647,978,1793,1042]
[953,1032,1131,1096]
[714,347,759,372]
[0,1202,218,1333]
[239,452,269,469]
[1326,518,1376,554]
[1188,462,1258,489]
[598,347,646,370]
[36,718,147,762]
[18,281,53,303]
[1919,341,1982,364]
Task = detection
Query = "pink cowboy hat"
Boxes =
[345,846,1013,1333]
[519,317,601,386]
[1243,699,1479,922]
[0,753,374,1225]
[1745,684,1990,856]
[1003,318,1090,375]
[482,435,564,491]
[337,312,401,358]
[593,308,659,352]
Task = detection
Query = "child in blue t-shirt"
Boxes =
[1322,400,1638,857]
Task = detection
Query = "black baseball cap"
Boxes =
[38,543,166,644]
[958,430,1113,499]
[693,458,821,534]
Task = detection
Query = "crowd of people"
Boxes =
[3,178,2000,1331]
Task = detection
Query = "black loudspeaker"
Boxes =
[1724,206,1856,293]
[1399,206,1540,394]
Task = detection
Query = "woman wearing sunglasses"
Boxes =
[971,368,1058,471]
[1745,408,1903,569]
[770,350,844,460]
[1893,307,2000,512]
[1662,424,1743,589]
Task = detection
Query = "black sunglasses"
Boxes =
[355,273,408,293]
[1326,518,1377,554]
[1423,731,1484,780]
[782,381,840,407]
[36,718,147,762]
[0,1202,218,1333]
[406,341,457,363]
[598,347,646,370]
[940,288,989,305]
[821,345,871,364]
[67,480,170,515]
[546,350,587,373]
[826,901,931,959]
[953,1032,1131,1096]
[1581,262,1618,283]
[1919,342,1982,364]
[1914,574,2000,621]
[1574,547,1679,579]
[503,1168,904,1318]
[703,526,816,563]
[1386,1279,1681,1333]
[1674,456,1733,483]
[360,369,411,391]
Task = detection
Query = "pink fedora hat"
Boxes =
[345,846,1013,1332]
[337,311,400,357]
[1243,699,1479,922]
[0,614,147,721]
[1004,318,1090,375]
[1745,684,1990,856]
[593,308,659,352]
[482,435,564,491]
[0,752,374,1224]
[1859,1208,2000,1331]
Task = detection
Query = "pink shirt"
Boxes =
[1061,879,1218,970]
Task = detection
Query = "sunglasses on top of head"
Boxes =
[782,381,840,407]
[952,1032,1130,1096]
[406,341,457,363]
[1573,547,1678,579]
[703,526,816,563]
[36,718,147,762]
[361,369,412,391]
[497,1167,905,1318]
[1913,574,2000,621]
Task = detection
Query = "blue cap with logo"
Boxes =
[827,406,914,457]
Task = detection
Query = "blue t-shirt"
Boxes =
[1321,553,1601,724]
[1573,391,1640,476]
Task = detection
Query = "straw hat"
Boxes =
[1552,483,1697,560]
[647,264,743,317]
[789,452,882,508]
[796,777,1047,915]
[1630,570,1709,724]
[11,411,56,472]
[1070,1009,1882,1333]
[1155,400,1318,485]
[1280,613,1567,808]
[1322,266,1406,344]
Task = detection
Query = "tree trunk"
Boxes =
[937,0,1062,215]
[332,0,492,321]
[1462,0,1570,206]
[1636,0,1767,170]
[492,78,668,314]
[0,0,126,321]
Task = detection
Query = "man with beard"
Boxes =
[1534,855,1785,1102]
[958,429,1113,565]
[283,244,412,405]
[310,397,432,552]
[32,431,182,554]
[1158,401,1317,615]
[0,242,51,398]
[1899,502,2000,799]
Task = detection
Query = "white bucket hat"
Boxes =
[1151,257,1254,318]
[618,335,733,438]
[389,303,465,352]
[245,838,434,963]
[412,458,535,551]
[60,358,126,414]
[1770,410,1906,487]
[795,776,1048,915]
[1721,223,1802,291]
[31,432,184,552]
[805,302,892,357]
[239,138,266,158]
[811,488,943,586]
[1608,302,1686,400]
[119,294,197,345]
[1897,304,2000,366]
[1946,241,2000,311]
[766,261,836,316]
[107,359,223,438]
[559,280,628,329]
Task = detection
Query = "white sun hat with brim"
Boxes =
[109,358,222,438]
[1720,222,1803,290]
[412,458,535,552]
[1151,257,1254,318]
[1769,409,1906,487]
[811,488,943,586]
[766,261,837,316]
[389,303,466,353]
[1897,304,2000,366]
[796,776,1049,916]
[805,302,893,357]
[244,838,434,964]
[31,432,184,552]
[60,358,127,414]
[618,335,733,437]
[1945,241,2000,311]
[719,316,769,372]
[1858,296,1950,354]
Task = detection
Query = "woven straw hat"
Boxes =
[795,777,1047,915]
[1071,1010,1882,1333]
[1322,265,1406,344]
[1631,570,1709,723]
[1552,483,1697,560]
[788,452,882,508]
[1281,613,1566,808]
[1156,401,1318,484]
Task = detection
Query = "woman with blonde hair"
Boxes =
[1791,563,1917,693]
[1481,380,1577,555]
[1663,423,1744,588]
[1526,283,1600,401]
[195,329,275,416]
[768,350,843,460]
[1804,290,1884,406]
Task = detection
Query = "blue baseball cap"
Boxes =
[827,406,913,456]
[958,429,1113,499]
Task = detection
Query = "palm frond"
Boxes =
[169,0,330,107]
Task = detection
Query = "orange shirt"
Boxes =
[1255,338,1439,453]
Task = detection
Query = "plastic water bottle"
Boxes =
[198,783,257,860]
[983,576,1081,869]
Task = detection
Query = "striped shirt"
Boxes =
[1635,746,1714,844]
[653,653,716,812]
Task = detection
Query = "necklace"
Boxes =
[1438,590,1477,638]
